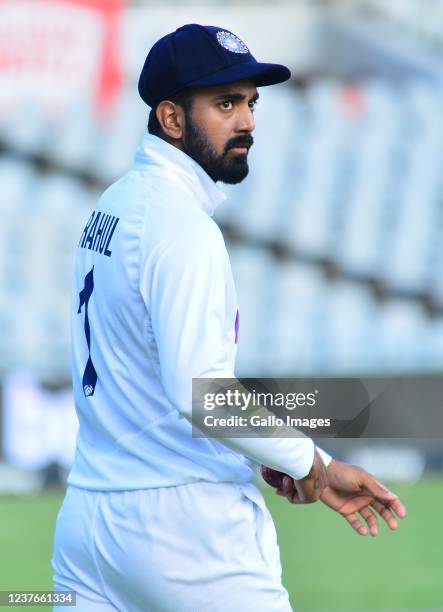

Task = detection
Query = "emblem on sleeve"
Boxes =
[216,31,249,54]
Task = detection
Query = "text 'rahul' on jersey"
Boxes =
[79,211,119,257]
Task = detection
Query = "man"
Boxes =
[52,24,406,611]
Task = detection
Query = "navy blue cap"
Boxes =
[138,23,291,107]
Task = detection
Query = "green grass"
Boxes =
[266,478,443,611]
[0,491,63,611]
[0,480,441,611]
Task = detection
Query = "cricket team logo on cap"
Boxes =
[216,30,249,54]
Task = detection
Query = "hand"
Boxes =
[261,457,407,536]
[260,448,328,504]
[320,459,406,536]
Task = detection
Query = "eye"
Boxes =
[249,99,258,112]
[220,100,233,110]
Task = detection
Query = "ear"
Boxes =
[156,100,185,141]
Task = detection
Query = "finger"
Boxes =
[276,477,297,503]
[344,512,368,536]
[289,488,303,504]
[374,496,406,521]
[363,475,405,509]
[275,476,292,496]
[362,475,407,519]
[359,506,379,537]
[280,476,294,499]
[284,477,303,504]
[385,497,407,519]
[371,500,398,530]
[275,487,289,497]
[282,476,293,495]
[281,476,303,504]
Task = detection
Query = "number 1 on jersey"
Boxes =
[78,267,98,397]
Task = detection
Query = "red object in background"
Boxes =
[0,0,123,118]
[59,0,123,115]
[339,84,368,120]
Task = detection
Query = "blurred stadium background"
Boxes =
[0,0,442,610]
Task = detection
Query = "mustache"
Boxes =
[224,134,254,153]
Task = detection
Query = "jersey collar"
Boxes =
[134,133,227,217]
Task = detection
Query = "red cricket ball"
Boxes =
[260,465,289,489]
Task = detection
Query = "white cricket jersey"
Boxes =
[69,133,330,491]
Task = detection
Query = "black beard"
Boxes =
[182,116,253,184]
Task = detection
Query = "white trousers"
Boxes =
[52,481,293,612]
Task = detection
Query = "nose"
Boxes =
[235,104,255,133]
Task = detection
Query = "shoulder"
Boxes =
[181,209,225,247]
[153,211,227,269]
[141,178,226,252]
[103,165,227,260]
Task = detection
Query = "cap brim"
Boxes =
[184,61,291,89]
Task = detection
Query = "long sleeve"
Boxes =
[144,214,328,480]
